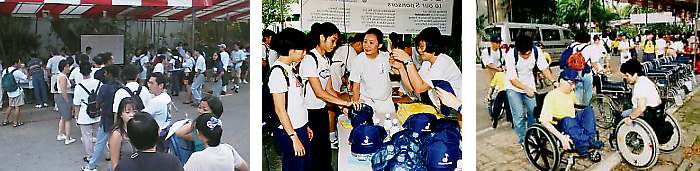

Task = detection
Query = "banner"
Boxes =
[301,0,454,35]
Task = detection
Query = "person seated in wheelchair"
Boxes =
[539,69,603,159]
[619,59,663,126]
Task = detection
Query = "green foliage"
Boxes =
[0,16,39,62]
[556,0,620,32]
[262,0,298,28]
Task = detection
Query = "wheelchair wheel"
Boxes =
[592,95,615,129]
[616,119,659,169]
[524,125,561,171]
[659,114,682,153]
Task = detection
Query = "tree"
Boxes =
[556,0,620,32]
[262,0,298,28]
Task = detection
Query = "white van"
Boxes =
[481,22,574,64]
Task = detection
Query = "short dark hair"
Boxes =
[593,35,600,41]
[79,63,92,76]
[263,29,275,40]
[271,28,308,56]
[122,64,139,82]
[514,35,534,54]
[389,32,400,45]
[574,32,591,43]
[415,27,444,55]
[620,59,645,76]
[101,53,113,64]
[103,65,120,80]
[645,30,653,35]
[58,60,70,72]
[127,112,159,151]
[349,33,364,43]
[202,95,223,118]
[364,28,384,45]
[85,46,92,51]
[195,113,223,147]
[149,73,167,87]
[93,54,104,65]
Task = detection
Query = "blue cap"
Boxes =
[490,35,502,42]
[350,104,374,127]
[350,124,387,154]
[426,140,461,171]
[432,80,455,116]
[559,69,582,82]
[403,113,438,133]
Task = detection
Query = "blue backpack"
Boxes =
[403,113,438,134]
[559,45,575,69]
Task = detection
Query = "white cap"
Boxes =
[218,44,226,48]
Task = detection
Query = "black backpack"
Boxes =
[512,47,540,78]
[78,82,102,118]
[133,55,144,73]
[173,56,183,69]
[264,65,289,129]
[122,85,145,109]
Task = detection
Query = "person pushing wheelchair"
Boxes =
[539,69,603,160]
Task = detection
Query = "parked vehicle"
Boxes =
[481,22,574,65]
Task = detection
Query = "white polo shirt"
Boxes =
[220,51,230,71]
[330,45,358,92]
[194,55,207,74]
[349,51,392,101]
[299,48,332,109]
[73,78,101,125]
[632,76,662,108]
[47,55,65,74]
[418,54,462,99]
[504,47,550,93]
[269,61,308,129]
[153,63,164,74]
[113,82,153,113]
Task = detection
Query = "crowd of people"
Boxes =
[0,43,249,171]
[262,23,462,171]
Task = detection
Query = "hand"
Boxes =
[560,135,573,150]
[623,116,634,125]
[390,60,404,71]
[435,88,461,109]
[347,100,361,111]
[307,127,314,141]
[291,136,306,156]
[390,49,411,63]
[525,89,535,97]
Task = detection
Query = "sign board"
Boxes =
[80,35,124,64]
[631,12,675,24]
[301,0,454,35]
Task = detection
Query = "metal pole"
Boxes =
[695,0,698,70]
[192,7,196,50]
[588,0,592,29]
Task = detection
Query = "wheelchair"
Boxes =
[524,93,602,171]
[592,74,631,129]
[609,101,682,169]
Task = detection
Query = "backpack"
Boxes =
[263,65,289,129]
[513,47,541,77]
[2,69,19,92]
[122,85,145,109]
[133,55,144,73]
[560,44,590,71]
[78,82,102,118]
[173,56,183,69]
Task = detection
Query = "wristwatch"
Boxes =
[288,133,296,137]
[403,60,413,66]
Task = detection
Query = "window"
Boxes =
[542,29,561,41]
[510,28,539,41]
[563,30,573,40]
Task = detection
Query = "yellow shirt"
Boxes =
[543,51,552,64]
[490,72,506,92]
[643,40,656,54]
[539,89,578,124]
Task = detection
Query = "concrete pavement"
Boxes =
[0,82,250,171]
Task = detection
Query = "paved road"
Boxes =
[0,82,250,171]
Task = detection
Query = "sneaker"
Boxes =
[35,104,42,108]
[43,103,48,107]
[330,140,339,149]
[65,137,77,145]
[81,166,97,171]
[243,80,249,84]
[56,134,66,141]
[53,107,58,112]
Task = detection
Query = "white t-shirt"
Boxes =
[618,39,632,57]
[3,67,27,97]
[183,56,194,73]
[268,61,308,129]
[330,45,358,92]
[263,44,278,64]
[671,41,684,52]
[299,48,332,109]
[169,56,183,71]
[153,63,164,73]
[632,76,662,108]
[349,52,392,101]
[220,51,230,70]
[480,48,505,67]
[418,54,462,99]
[113,82,153,113]
[231,50,246,68]
[142,92,172,130]
[504,47,550,93]
[47,55,65,74]
[184,144,245,171]
[194,55,207,73]
[73,78,101,125]
[656,39,667,55]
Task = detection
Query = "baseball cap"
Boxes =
[490,35,502,42]
[218,44,226,48]
[350,104,374,127]
[425,140,461,171]
[559,69,582,82]
[403,113,438,133]
[350,124,387,155]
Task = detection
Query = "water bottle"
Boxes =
[390,119,402,138]
[383,113,393,131]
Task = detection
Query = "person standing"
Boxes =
[114,113,183,171]
[182,50,195,104]
[571,33,603,106]
[655,34,668,59]
[268,28,313,171]
[230,44,245,93]
[1,58,28,127]
[143,73,173,152]
[108,97,142,170]
[480,35,506,83]
[503,35,556,146]
[83,65,122,171]
[73,63,102,163]
[48,50,66,111]
[169,53,184,96]
[641,31,658,62]
[152,55,165,74]
[211,53,225,97]
[27,54,49,108]
[55,60,76,144]
[183,114,249,171]
[218,44,230,95]
[191,49,207,107]
[618,33,636,65]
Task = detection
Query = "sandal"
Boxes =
[13,122,23,127]
[1,121,9,126]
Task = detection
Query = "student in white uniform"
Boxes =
[152,55,165,74]
[142,73,172,152]
[300,22,357,171]
[184,114,249,171]
[350,28,395,120]
[619,59,662,125]
[391,27,462,114]
[47,50,66,111]
[617,33,636,65]
[268,28,312,171]
[73,63,102,163]
[330,33,364,93]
